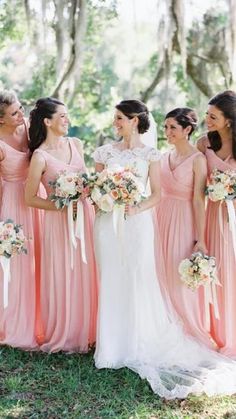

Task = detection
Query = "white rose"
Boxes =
[59,179,77,196]
[99,194,114,212]
[178,259,192,276]
[198,259,210,276]
[209,183,228,201]
[1,240,12,255]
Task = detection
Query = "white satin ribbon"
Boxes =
[75,200,87,264]
[112,205,125,238]
[0,256,11,308]
[67,200,87,270]
[218,201,224,237]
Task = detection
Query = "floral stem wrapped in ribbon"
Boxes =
[178,252,221,330]
[0,219,27,308]
[49,170,90,268]
[206,168,236,258]
[87,165,145,235]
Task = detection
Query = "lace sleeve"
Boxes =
[92,144,111,164]
[147,147,161,162]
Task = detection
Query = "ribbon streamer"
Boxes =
[67,200,87,269]
[75,200,87,264]
[0,256,11,308]
[113,205,125,238]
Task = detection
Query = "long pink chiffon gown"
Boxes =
[203,138,236,356]
[0,128,42,349]
[156,150,214,348]
[36,138,98,353]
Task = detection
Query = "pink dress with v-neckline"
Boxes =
[156,150,213,348]
[0,136,42,349]
[35,139,98,353]
[204,139,236,356]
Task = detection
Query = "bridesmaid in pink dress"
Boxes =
[197,90,236,357]
[156,107,214,348]
[25,97,98,353]
[0,90,42,349]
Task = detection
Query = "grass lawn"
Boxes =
[1,347,236,418]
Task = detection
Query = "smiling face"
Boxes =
[164,117,191,145]
[113,110,135,138]
[44,105,69,136]
[205,105,230,133]
[0,101,25,128]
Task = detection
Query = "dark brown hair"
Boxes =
[29,97,64,155]
[115,99,150,134]
[207,90,236,159]
[165,107,198,139]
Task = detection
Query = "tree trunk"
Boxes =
[51,0,87,101]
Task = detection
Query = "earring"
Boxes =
[227,123,231,128]
[132,127,136,135]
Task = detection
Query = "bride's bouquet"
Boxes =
[178,252,220,329]
[178,252,218,291]
[0,219,28,308]
[49,170,89,209]
[87,166,144,213]
[206,168,236,202]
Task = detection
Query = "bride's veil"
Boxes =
[141,112,158,148]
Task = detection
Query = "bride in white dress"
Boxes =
[93,99,236,399]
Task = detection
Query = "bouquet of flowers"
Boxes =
[206,168,236,260]
[178,252,221,329]
[49,170,89,209]
[0,219,27,258]
[178,252,218,291]
[87,166,144,213]
[206,168,236,202]
[0,219,28,308]
[49,170,90,267]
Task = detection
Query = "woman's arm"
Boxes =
[25,153,59,211]
[126,160,161,216]
[192,154,208,254]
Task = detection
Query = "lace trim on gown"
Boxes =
[92,143,161,164]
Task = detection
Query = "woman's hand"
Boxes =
[193,240,208,255]
[125,204,139,216]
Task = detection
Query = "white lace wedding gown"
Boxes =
[93,143,236,399]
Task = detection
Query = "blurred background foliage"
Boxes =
[0,0,235,164]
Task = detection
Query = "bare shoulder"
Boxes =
[193,151,207,174]
[30,150,46,168]
[196,135,208,153]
